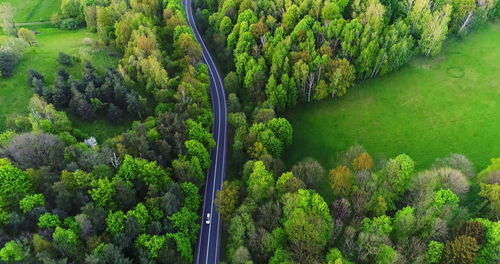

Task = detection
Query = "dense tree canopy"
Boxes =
[0,0,214,262]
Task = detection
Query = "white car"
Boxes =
[205,213,211,225]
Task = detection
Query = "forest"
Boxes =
[0,0,214,262]
[0,0,498,263]
[191,0,500,263]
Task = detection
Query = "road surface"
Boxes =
[183,0,228,263]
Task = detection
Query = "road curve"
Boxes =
[183,0,228,263]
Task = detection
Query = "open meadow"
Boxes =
[285,22,500,176]
[0,0,61,22]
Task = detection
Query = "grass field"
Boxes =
[284,22,500,181]
[0,0,61,22]
[0,24,126,141]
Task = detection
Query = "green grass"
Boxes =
[284,22,500,180]
[0,0,61,23]
[0,24,126,140]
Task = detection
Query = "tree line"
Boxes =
[0,0,216,262]
[194,0,498,111]
[215,142,499,264]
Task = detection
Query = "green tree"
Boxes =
[89,178,115,208]
[426,240,444,264]
[0,159,31,208]
[376,245,398,264]
[0,241,25,262]
[247,161,274,202]
[61,0,81,18]
[185,140,211,171]
[187,119,215,149]
[18,28,35,46]
[19,193,45,213]
[136,234,166,259]
[106,210,126,235]
[53,226,80,258]
[282,5,300,32]
[215,180,240,222]
[392,206,416,240]
[38,213,61,228]
[282,189,332,262]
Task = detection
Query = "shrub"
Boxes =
[0,49,18,77]
[18,28,35,45]
[27,69,45,86]
[58,52,73,66]
[59,18,83,30]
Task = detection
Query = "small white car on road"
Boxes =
[205,213,211,225]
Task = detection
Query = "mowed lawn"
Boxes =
[0,25,129,142]
[284,22,500,175]
[0,0,61,22]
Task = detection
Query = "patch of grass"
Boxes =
[0,0,61,23]
[284,22,500,181]
[0,24,124,139]
[70,115,132,144]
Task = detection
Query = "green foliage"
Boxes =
[89,177,115,208]
[269,248,294,264]
[116,155,171,188]
[0,241,25,262]
[247,161,274,202]
[185,139,211,171]
[127,203,150,231]
[215,180,240,222]
[106,210,126,235]
[326,248,352,264]
[392,206,416,239]
[282,189,332,260]
[186,119,215,149]
[426,240,444,264]
[19,193,45,213]
[431,189,460,212]
[247,118,293,157]
[376,245,398,264]
[38,213,61,228]
[0,208,8,226]
[362,215,392,236]
[136,234,166,259]
[53,226,80,257]
[181,182,201,212]
[473,218,500,264]
[0,159,31,208]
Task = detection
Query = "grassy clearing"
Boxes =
[0,24,125,140]
[284,22,500,183]
[0,0,61,23]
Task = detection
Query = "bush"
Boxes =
[0,49,18,77]
[59,18,83,30]
[58,52,73,66]
[28,69,45,86]
[18,28,35,45]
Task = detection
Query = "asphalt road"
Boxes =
[183,0,228,263]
